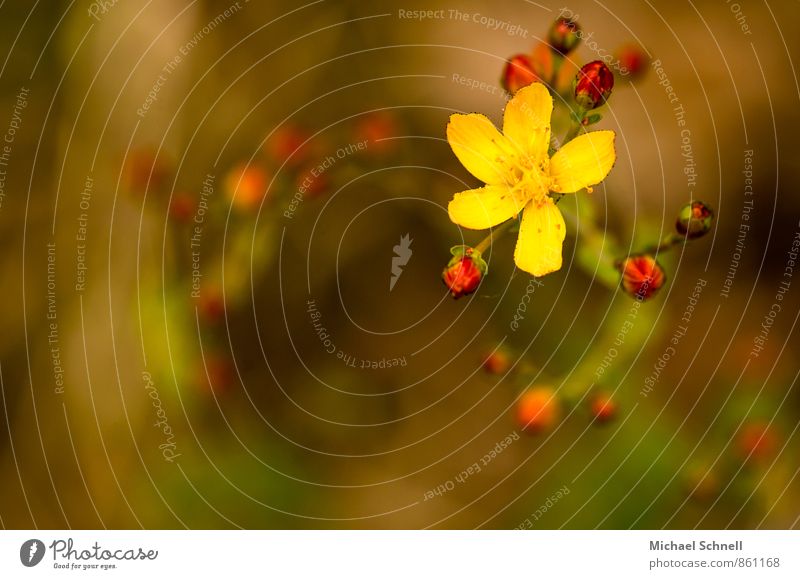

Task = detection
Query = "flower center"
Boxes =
[510,154,550,207]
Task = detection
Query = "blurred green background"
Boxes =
[0,0,799,529]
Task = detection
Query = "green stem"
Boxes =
[562,106,588,145]
[643,233,685,255]
[551,53,564,89]
[562,291,658,400]
[474,218,517,254]
[559,200,620,290]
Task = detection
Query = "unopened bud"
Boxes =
[619,255,665,300]
[516,386,560,434]
[197,287,225,325]
[266,124,311,167]
[676,201,714,239]
[590,391,616,424]
[547,17,581,55]
[224,163,269,210]
[442,246,487,299]
[501,54,539,94]
[615,43,649,79]
[483,348,511,375]
[737,421,777,461]
[353,111,398,155]
[684,464,719,502]
[198,352,234,396]
[296,165,329,198]
[125,147,170,193]
[574,60,614,110]
[169,191,195,223]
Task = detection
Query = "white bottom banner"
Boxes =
[1,530,798,577]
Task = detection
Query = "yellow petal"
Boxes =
[549,130,616,193]
[503,83,553,158]
[514,200,566,277]
[448,184,526,230]
[447,113,512,185]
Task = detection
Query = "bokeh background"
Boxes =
[1,0,799,529]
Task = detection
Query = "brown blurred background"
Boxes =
[0,0,799,529]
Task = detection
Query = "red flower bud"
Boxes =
[619,255,665,300]
[353,111,398,155]
[516,387,560,434]
[169,191,195,223]
[197,287,225,325]
[295,165,329,198]
[483,349,511,375]
[443,258,482,298]
[574,60,614,110]
[676,201,714,239]
[501,54,540,95]
[125,147,170,193]
[442,246,486,299]
[548,17,581,55]
[615,43,649,79]
[199,352,234,396]
[590,391,616,424]
[737,421,777,461]
[266,124,311,167]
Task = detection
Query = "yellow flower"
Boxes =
[446,82,616,277]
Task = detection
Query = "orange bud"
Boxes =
[501,54,539,94]
[516,387,560,433]
[224,163,269,210]
[616,43,649,79]
[483,349,511,375]
[531,43,556,85]
[266,124,311,167]
[619,255,665,300]
[199,352,234,396]
[443,258,482,298]
[737,421,777,461]
[353,111,398,154]
[442,246,486,299]
[295,165,329,198]
[197,287,225,325]
[169,191,195,223]
[589,391,616,423]
[125,147,170,193]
